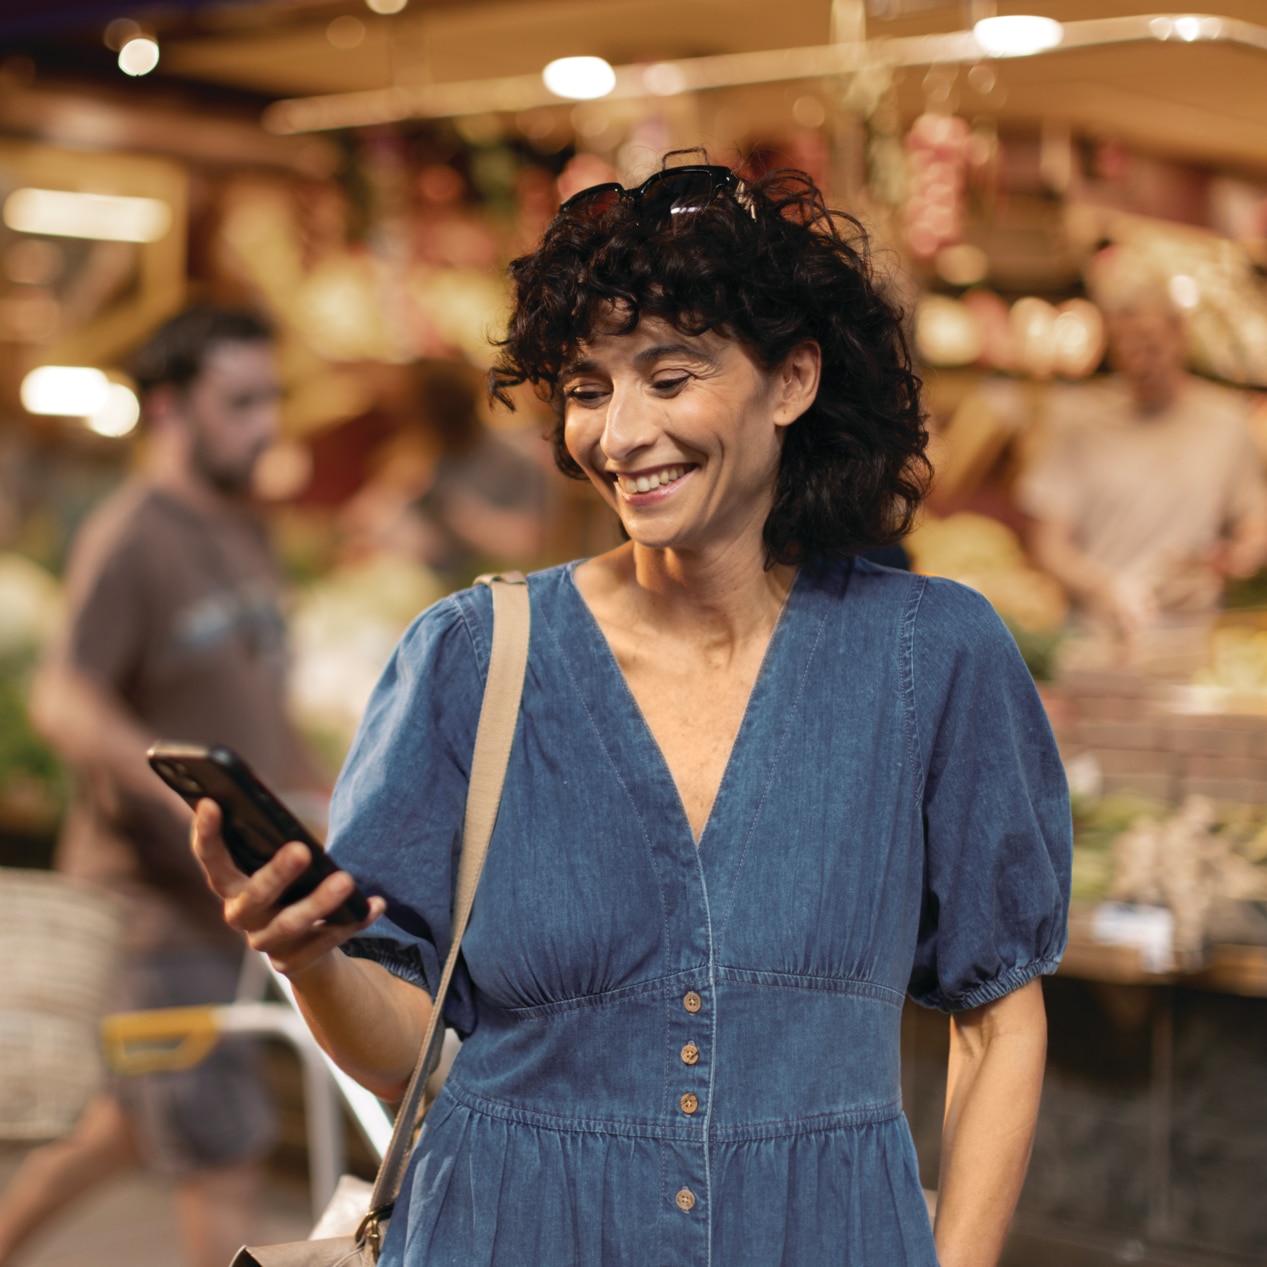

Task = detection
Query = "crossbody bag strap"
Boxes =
[364,571,531,1232]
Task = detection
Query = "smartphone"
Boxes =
[146,741,370,925]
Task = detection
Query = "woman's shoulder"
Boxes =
[411,562,575,666]
[823,558,1012,656]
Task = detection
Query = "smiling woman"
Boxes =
[190,160,1072,1267]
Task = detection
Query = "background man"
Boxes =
[0,305,322,1267]
[1019,279,1267,645]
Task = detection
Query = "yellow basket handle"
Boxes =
[101,1005,222,1076]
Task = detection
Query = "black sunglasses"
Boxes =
[558,165,746,222]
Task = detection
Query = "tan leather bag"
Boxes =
[232,573,531,1267]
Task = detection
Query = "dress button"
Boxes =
[683,991,702,1013]
[680,1043,700,1066]
[680,1093,699,1115]
[675,1188,696,1212]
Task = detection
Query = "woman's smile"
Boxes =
[610,463,696,497]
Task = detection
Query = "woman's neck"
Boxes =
[585,536,796,650]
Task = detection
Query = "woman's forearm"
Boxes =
[288,950,434,1102]
[934,979,1048,1267]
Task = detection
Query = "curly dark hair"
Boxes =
[490,164,930,565]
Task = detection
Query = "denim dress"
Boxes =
[328,559,1072,1267]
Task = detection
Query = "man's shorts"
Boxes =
[110,945,277,1176]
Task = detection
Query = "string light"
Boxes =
[542,57,616,101]
[118,35,159,76]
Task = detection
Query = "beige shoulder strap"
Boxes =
[368,571,530,1222]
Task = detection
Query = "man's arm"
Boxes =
[30,659,174,807]
[933,978,1048,1267]
[1029,518,1156,638]
[30,657,208,896]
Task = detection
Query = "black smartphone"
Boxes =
[146,741,370,925]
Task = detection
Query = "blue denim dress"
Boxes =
[328,559,1072,1267]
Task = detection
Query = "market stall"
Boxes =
[1,3,1267,1263]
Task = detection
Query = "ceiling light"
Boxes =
[86,383,141,437]
[542,57,616,101]
[4,189,172,243]
[20,366,110,417]
[118,35,159,76]
[972,15,1063,58]
[365,0,407,12]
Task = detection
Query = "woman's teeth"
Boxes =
[617,466,687,494]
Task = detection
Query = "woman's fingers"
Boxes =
[190,800,248,896]
[247,892,388,979]
[238,865,353,936]
[190,796,383,975]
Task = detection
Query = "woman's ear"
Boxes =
[772,341,822,428]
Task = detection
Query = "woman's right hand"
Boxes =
[190,799,385,982]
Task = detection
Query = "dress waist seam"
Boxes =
[494,966,904,1023]
[441,1078,903,1142]
[714,965,906,1006]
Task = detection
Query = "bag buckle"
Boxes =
[356,1205,392,1261]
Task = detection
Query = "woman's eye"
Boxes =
[652,376,689,393]
[565,385,607,405]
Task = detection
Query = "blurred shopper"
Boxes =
[1020,280,1267,642]
[340,359,546,588]
[0,305,321,1267]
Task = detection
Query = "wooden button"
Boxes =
[683,991,702,1013]
[675,1188,696,1212]
[681,1043,700,1066]
[680,1092,699,1115]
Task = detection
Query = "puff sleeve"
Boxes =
[906,578,1072,1013]
[325,588,489,1036]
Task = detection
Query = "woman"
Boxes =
[194,164,1071,1266]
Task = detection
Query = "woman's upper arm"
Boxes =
[325,591,489,1024]
[907,578,1073,1014]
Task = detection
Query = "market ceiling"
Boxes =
[3,0,1267,175]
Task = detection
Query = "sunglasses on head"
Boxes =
[558,165,747,222]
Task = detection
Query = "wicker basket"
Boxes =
[0,869,125,1139]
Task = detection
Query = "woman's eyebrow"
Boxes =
[633,342,717,366]
[561,342,715,378]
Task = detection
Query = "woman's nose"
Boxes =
[601,383,656,461]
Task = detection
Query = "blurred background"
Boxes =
[0,2,1266,1264]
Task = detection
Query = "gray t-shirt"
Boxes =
[53,481,313,950]
[1017,375,1266,611]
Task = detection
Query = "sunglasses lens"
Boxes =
[640,170,730,218]
[560,185,623,221]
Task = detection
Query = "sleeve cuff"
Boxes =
[342,937,434,996]
[910,953,1064,1015]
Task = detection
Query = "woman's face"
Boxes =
[561,314,818,559]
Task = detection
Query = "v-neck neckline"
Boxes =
[562,560,804,849]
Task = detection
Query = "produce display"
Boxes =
[905,511,1067,634]
[0,554,66,835]
[1191,625,1267,697]
[1072,792,1267,961]
[287,555,447,774]
[914,289,1106,378]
